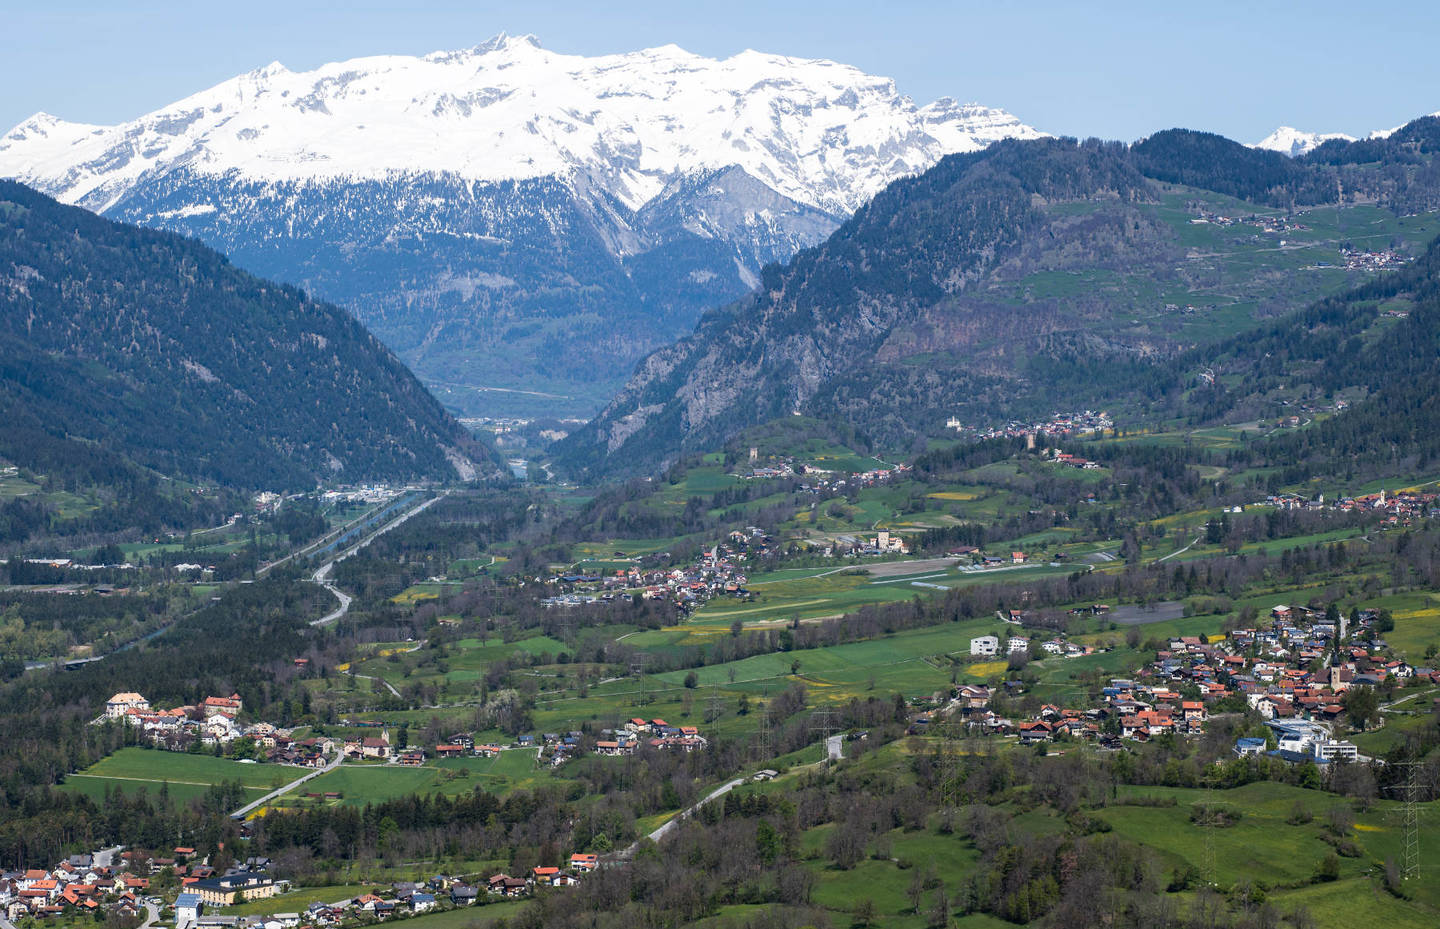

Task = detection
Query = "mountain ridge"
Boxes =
[558,124,1440,476]
[0,34,1043,216]
[0,180,501,490]
[0,35,1045,417]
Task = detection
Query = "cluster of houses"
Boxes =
[946,410,1114,440]
[0,848,282,926]
[741,453,910,493]
[1,853,153,922]
[968,633,1091,660]
[338,724,708,772]
[1340,246,1410,271]
[1187,209,1309,235]
[3,844,614,926]
[289,856,605,923]
[593,718,708,756]
[1131,603,1433,761]
[1261,487,1440,524]
[940,679,1208,748]
[942,597,1436,760]
[542,527,777,612]
[1046,449,1101,470]
[529,720,708,766]
[102,692,333,765]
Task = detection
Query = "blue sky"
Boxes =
[3,0,1437,143]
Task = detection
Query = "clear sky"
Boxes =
[3,0,1437,144]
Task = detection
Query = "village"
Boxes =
[0,844,610,929]
[944,410,1115,441]
[540,513,924,614]
[101,690,709,773]
[939,600,1440,767]
[1259,487,1440,523]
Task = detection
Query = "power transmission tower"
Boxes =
[1394,760,1422,881]
[1383,760,1425,882]
[809,705,839,763]
[1202,770,1216,886]
[706,685,723,724]
[1404,761,1420,882]
[940,716,961,812]
[754,698,772,762]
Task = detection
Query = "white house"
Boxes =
[969,635,999,657]
[175,893,202,928]
[1007,637,1030,654]
[1316,739,1360,762]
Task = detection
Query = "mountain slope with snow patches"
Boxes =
[0,35,1043,416]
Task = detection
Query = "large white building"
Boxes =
[969,635,999,657]
[105,692,149,719]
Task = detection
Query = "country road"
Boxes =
[1156,536,1201,564]
[351,672,402,699]
[231,752,344,819]
[637,776,747,849]
[617,734,845,859]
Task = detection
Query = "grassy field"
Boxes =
[282,752,568,806]
[804,825,983,928]
[60,748,290,808]
[291,764,446,806]
[687,560,1072,629]
[650,619,1004,700]
[396,903,526,929]
[1099,780,1440,913]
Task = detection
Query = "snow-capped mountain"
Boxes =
[0,34,1044,416]
[1253,126,1356,158]
[1255,111,1440,158]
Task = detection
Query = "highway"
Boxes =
[309,491,446,627]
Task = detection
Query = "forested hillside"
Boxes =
[560,125,1440,478]
[0,181,499,491]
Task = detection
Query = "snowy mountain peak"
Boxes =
[0,35,1045,215]
[471,32,542,54]
[1254,126,1356,158]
